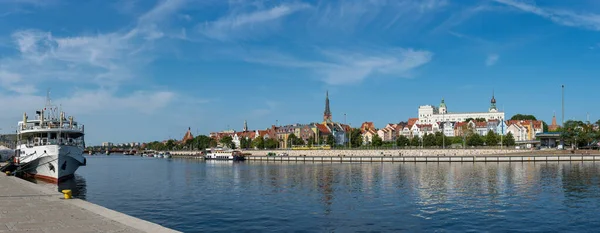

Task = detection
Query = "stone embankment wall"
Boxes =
[247,149,522,157]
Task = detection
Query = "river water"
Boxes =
[47,155,600,232]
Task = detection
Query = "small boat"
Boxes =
[205,148,246,161]
[156,152,164,158]
[106,150,111,155]
[164,152,172,158]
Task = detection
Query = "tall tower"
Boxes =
[439,98,447,114]
[489,91,497,112]
[243,120,248,132]
[323,91,332,123]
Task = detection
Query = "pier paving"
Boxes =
[0,174,179,233]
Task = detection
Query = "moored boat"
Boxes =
[13,93,86,183]
[204,148,246,161]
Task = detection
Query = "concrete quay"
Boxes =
[248,148,522,157]
[0,173,180,233]
[247,154,600,163]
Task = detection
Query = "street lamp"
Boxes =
[344,113,347,149]
[442,112,445,149]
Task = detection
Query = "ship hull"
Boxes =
[17,145,85,183]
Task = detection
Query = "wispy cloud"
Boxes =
[243,47,433,85]
[0,0,187,110]
[485,54,499,66]
[198,3,310,41]
[494,0,600,31]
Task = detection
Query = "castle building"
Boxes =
[417,94,505,124]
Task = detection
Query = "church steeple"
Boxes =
[323,91,332,123]
[243,120,248,132]
[489,91,497,112]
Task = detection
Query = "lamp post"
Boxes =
[442,112,445,149]
[500,118,504,149]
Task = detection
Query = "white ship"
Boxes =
[14,93,86,183]
[204,148,245,161]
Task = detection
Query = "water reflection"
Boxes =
[71,157,600,232]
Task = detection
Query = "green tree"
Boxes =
[505,132,515,146]
[220,136,234,148]
[350,129,362,148]
[294,136,305,146]
[423,133,436,147]
[434,132,448,147]
[561,120,585,149]
[475,118,486,122]
[165,139,176,150]
[467,133,484,147]
[396,135,410,148]
[252,137,265,149]
[510,114,537,121]
[410,136,421,147]
[451,136,464,145]
[239,137,251,149]
[485,130,499,146]
[264,138,278,149]
[287,133,299,147]
[372,134,383,147]
[326,134,335,147]
[464,118,474,123]
[307,136,314,147]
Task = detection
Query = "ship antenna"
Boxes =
[45,88,57,120]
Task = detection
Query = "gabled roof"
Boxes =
[407,118,419,128]
[360,122,376,134]
[315,123,331,134]
[475,121,487,128]
[454,122,468,129]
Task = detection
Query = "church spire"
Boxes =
[489,91,497,112]
[243,120,248,132]
[323,91,332,123]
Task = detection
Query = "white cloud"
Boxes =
[198,3,310,40]
[486,54,499,66]
[0,0,190,144]
[495,0,600,31]
[243,47,433,85]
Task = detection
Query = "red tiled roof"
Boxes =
[507,120,543,129]
[407,118,418,128]
[360,122,375,133]
[454,122,468,129]
[475,121,487,127]
[317,123,331,134]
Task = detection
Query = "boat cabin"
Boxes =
[17,110,85,148]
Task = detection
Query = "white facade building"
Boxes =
[417,96,505,124]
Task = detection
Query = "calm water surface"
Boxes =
[50,155,600,232]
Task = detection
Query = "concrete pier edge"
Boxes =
[4,175,180,233]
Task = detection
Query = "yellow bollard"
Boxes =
[62,189,72,199]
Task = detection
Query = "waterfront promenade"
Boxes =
[0,170,179,233]
[249,148,522,157]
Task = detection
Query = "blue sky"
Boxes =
[1,0,599,145]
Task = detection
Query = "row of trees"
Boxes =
[560,120,600,149]
[367,130,515,148]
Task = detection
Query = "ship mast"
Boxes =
[45,88,58,121]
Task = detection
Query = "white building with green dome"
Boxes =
[417,95,504,124]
